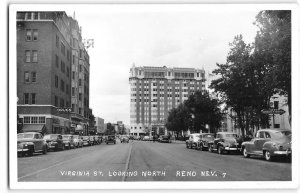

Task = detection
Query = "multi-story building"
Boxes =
[95,117,105,134]
[129,65,206,137]
[17,12,91,135]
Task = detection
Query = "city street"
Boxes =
[18,139,291,182]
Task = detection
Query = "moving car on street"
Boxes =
[73,135,83,148]
[186,133,201,149]
[241,129,291,161]
[106,135,116,144]
[121,135,129,143]
[159,135,172,143]
[17,132,47,156]
[208,132,241,154]
[196,133,215,151]
[43,134,65,151]
[62,135,75,149]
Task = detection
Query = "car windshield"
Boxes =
[18,133,34,139]
[202,134,214,138]
[225,134,238,138]
[62,136,71,139]
[43,135,57,140]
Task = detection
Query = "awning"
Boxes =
[22,124,46,133]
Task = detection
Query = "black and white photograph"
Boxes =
[7,3,299,190]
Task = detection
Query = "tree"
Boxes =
[254,10,291,121]
[165,103,190,136]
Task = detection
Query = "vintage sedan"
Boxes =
[62,135,75,149]
[82,136,91,146]
[43,134,65,151]
[196,133,215,151]
[186,133,201,149]
[17,132,47,156]
[73,135,83,148]
[241,129,291,161]
[106,135,116,144]
[208,132,242,154]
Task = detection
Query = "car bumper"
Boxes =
[18,148,29,152]
[83,142,89,145]
[274,150,291,155]
[224,147,239,151]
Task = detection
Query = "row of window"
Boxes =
[25,29,38,41]
[25,50,38,63]
[54,75,70,94]
[23,116,45,124]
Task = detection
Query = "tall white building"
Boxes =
[129,65,206,137]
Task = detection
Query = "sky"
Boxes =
[65,5,260,125]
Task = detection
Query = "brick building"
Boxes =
[129,65,206,137]
[16,12,91,135]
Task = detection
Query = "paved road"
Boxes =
[18,140,291,181]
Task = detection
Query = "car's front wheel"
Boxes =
[217,146,223,154]
[265,150,272,161]
[243,147,250,158]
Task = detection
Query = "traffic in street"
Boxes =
[18,138,291,182]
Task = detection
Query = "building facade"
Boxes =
[17,12,91,135]
[95,117,105,134]
[129,65,206,137]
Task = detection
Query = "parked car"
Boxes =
[186,133,201,149]
[43,134,65,151]
[94,136,99,145]
[17,132,47,156]
[73,135,83,148]
[196,133,215,151]
[159,135,172,143]
[106,135,116,144]
[241,129,291,161]
[82,136,90,146]
[89,136,95,145]
[62,135,75,149]
[208,132,242,154]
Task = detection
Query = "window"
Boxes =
[60,79,64,92]
[60,98,64,107]
[55,95,58,106]
[259,132,265,138]
[24,72,30,83]
[55,55,59,68]
[56,35,59,48]
[72,71,75,80]
[79,79,82,86]
[72,87,75,96]
[31,93,36,104]
[66,67,70,77]
[72,55,75,64]
[79,65,82,72]
[79,108,82,115]
[31,72,36,82]
[31,117,38,124]
[67,50,70,61]
[26,29,32,41]
[25,50,31,62]
[265,132,271,138]
[79,49,82,58]
[38,117,45,124]
[24,116,30,124]
[61,42,65,55]
[72,104,75,112]
[26,12,32,20]
[24,93,29,104]
[79,93,82,101]
[274,101,279,109]
[33,12,38,20]
[55,75,58,88]
[61,61,65,73]
[274,124,280,128]
[33,29,38,41]
[32,50,38,62]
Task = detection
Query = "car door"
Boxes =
[253,131,269,154]
[35,133,43,151]
[214,134,221,149]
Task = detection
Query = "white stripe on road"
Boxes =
[122,142,133,182]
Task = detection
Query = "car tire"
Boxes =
[43,146,47,154]
[27,147,34,156]
[217,146,223,154]
[199,144,204,151]
[265,150,272,161]
[186,143,189,149]
[243,148,250,158]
